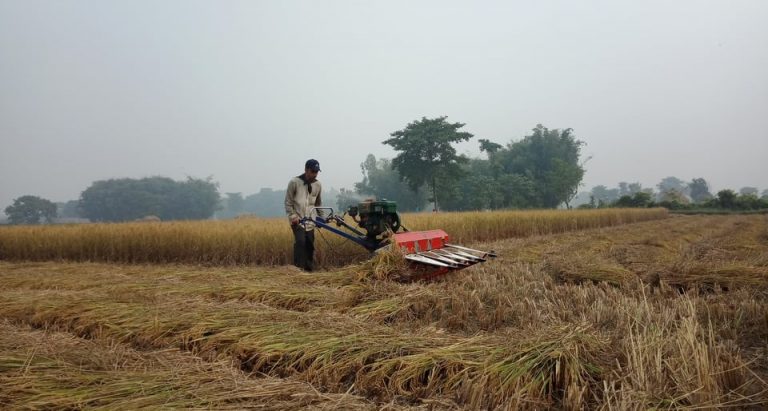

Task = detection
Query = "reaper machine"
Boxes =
[300,199,496,280]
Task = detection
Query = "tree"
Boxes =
[658,188,690,205]
[494,125,585,208]
[5,195,57,224]
[56,200,80,219]
[216,192,245,219]
[614,191,652,208]
[735,193,761,210]
[355,154,427,211]
[739,186,758,196]
[689,178,713,203]
[335,188,362,211]
[762,189,768,200]
[618,182,643,197]
[243,188,286,217]
[716,189,737,209]
[383,116,473,211]
[478,138,502,154]
[618,182,630,197]
[656,177,689,200]
[79,176,220,222]
[549,158,584,209]
[590,185,619,205]
[438,158,505,211]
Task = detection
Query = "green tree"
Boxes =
[438,158,503,211]
[5,195,58,224]
[79,176,220,222]
[614,191,652,208]
[243,188,286,217]
[355,154,427,211]
[548,158,584,209]
[494,125,585,208]
[716,189,737,209]
[478,138,502,154]
[497,174,537,208]
[618,182,643,197]
[656,177,689,200]
[56,200,81,219]
[689,178,713,203]
[658,188,690,205]
[335,188,362,212]
[383,116,473,211]
[735,193,761,210]
[590,185,619,206]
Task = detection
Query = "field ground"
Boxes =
[1,214,767,409]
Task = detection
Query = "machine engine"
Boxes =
[347,199,401,239]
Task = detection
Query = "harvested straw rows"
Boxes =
[0,208,667,266]
[1,214,766,409]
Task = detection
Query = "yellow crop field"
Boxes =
[0,208,667,265]
[1,214,766,409]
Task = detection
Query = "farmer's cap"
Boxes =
[305,159,321,172]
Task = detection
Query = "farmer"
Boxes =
[284,159,323,271]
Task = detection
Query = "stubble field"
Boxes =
[1,211,767,409]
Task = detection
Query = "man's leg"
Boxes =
[304,229,315,272]
[292,225,307,269]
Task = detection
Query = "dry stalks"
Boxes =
[0,214,766,409]
[0,208,667,266]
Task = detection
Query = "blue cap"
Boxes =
[305,159,321,172]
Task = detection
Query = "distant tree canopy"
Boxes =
[355,154,427,211]
[657,176,689,200]
[56,200,81,219]
[590,185,620,205]
[242,188,287,217]
[217,192,245,219]
[384,116,473,211]
[689,178,713,203]
[493,125,585,208]
[79,177,220,222]
[356,123,585,211]
[580,179,767,211]
[4,195,57,225]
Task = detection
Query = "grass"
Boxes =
[1,213,766,409]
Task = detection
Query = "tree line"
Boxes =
[349,118,586,212]
[579,177,768,211]
[4,116,766,224]
[4,177,220,224]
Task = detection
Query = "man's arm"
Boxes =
[285,179,299,224]
[314,183,324,217]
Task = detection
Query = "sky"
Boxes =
[1,0,767,209]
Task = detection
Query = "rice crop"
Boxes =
[1,214,766,409]
[0,208,667,266]
[0,321,381,410]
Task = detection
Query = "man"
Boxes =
[285,159,322,271]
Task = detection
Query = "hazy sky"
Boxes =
[2,0,767,208]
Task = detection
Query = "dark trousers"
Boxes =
[291,225,315,271]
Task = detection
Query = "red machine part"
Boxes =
[392,229,449,253]
[391,229,495,281]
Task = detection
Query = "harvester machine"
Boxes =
[300,200,496,281]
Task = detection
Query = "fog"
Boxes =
[2,0,767,209]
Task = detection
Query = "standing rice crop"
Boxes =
[0,208,667,266]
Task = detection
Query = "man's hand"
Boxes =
[290,215,300,225]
